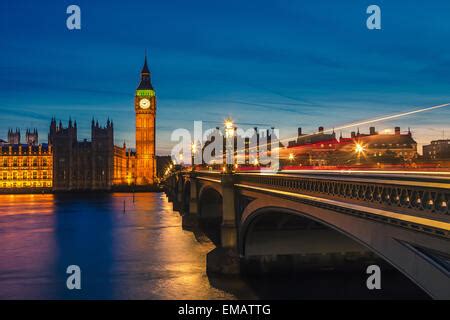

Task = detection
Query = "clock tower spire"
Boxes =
[135,53,156,185]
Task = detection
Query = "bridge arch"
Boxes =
[198,183,222,203]
[240,206,376,265]
[238,195,450,299]
[198,186,223,219]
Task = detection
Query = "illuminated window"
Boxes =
[33,172,37,179]
[33,158,38,167]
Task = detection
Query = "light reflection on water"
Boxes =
[0,194,57,299]
[0,192,428,299]
[0,193,244,299]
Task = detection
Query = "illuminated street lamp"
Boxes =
[224,118,234,136]
[288,152,295,164]
[354,143,364,154]
[179,152,184,167]
[191,141,197,172]
[354,142,365,165]
[224,117,234,173]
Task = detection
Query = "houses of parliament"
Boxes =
[0,56,161,192]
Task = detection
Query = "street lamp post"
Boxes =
[191,141,197,172]
[179,152,184,167]
[224,118,234,173]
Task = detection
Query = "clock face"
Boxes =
[139,98,150,109]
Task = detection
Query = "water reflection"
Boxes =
[110,193,236,299]
[0,194,57,299]
[0,192,428,299]
[0,193,245,299]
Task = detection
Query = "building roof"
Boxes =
[0,143,50,153]
[359,134,417,149]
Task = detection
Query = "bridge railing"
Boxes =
[234,173,450,221]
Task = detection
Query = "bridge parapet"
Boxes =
[235,173,450,223]
[165,171,450,229]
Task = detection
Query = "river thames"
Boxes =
[0,192,428,299]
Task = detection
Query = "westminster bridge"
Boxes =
[163,169,450,299]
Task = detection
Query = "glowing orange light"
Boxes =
[354,142,365,154]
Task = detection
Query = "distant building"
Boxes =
[348,126,418,163]
[7,128,20,144]
[49,118,114,191]
[423,139,450,161]
[285,127,339,166]
[283,126,418,166]
[288,126,337,147]
[113,143,136,185]
[25,129,38,145]
[0,128,52,190]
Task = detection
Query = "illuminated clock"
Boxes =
[139,98,150,109]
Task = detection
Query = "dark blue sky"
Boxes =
[2,0,450,153]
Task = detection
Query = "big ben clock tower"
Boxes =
[135,54,156,185]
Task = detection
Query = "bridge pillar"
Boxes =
[221,173,237,248]
[182,174,199,229]
[166,175,174,202]
[173,174,183,212]
[206,172,240,275]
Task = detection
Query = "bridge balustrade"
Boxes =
[235,173,450,219]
